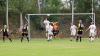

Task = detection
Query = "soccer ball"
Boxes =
[47,14,50,16]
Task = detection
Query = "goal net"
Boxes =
[26,13,95,39]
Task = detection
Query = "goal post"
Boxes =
[26,13,95,39]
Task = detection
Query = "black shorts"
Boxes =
[78,31,83,35]
[3,32,9,37]
[22,33,28,36]
[53,30,59,36]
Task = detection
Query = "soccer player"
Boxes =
[43,18,50,37]
[86,22,96,42]
[21,24,29,42]
[76,20,84,42]
[52,22,59,38]
[1,25,12,42]
[70,23,77,41]
[47,23,53,41]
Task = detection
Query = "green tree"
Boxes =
[74,0,92,13]
[9,0,38,28]
[43,0,62,13]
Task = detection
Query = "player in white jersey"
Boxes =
[86,22,96,42]
[70,23,77,41]
[43,18,50,37]
[47,23,53,41]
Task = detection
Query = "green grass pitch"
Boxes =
[0,38,100,56]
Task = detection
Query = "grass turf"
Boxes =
[0,38,100,56]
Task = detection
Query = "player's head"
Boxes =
[55,22,59,26]
[45,18,48,20]
[91,22,94,25]
[25,23,28,26]
[71,23,73,26]
[79,20,82,24]
[24,24,28,27]
[49,22,53,26]
[4,25,7,28]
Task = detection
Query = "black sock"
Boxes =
[21,37,23,42]
[9,38,12,42]
[3,36,5,42]
[27,37,29,42]
[76,36,78,42]
[80,37,81,42]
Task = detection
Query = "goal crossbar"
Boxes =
[27,13,94,16]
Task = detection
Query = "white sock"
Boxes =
[46,33,48,37]
[91,37,94,42]
[50,36,52,40]
[47,34,50,40]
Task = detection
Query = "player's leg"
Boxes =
[76,32,80,42]
[79,31,83,42]
[71,32,76,41]
[53,30,55,38]
[47,34,50,41]
[76,35,79,42]
[6,32,12,42]
[26,37,29,42]
[50,34,53,40]
[70,35,74,41]
[3,36,5,42]
[70,35,73,41]
[21,33,24,42]
[79,32,83,42]
[21,36,24,42]
[46,28,48,37]
[7,35,12,42]
[46,32,48,37]
[89,32,92,42]
[91,33,95,42]
[3,33,6,42]
[79,36,82,42]
[26,34,29,42]
[70,31,72,41]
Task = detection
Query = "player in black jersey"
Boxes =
[76,20,84,42]
[21,24,29,42]
[1,25,12,42]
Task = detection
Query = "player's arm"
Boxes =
[70,27,72,31]
[85,27,90,32]
[7,29,9,33]
[27,26,29,30]
[43,20,45,24]
[95,26,97,33]
[7,28,9,32]
[0,29,2,32]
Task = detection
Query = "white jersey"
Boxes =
[47,25,53,35]
[43,20,50,31]
[70,25,77,36]
[89,25,96,33]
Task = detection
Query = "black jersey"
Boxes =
[22,27,28,33]
[3,28,8,33]
[78,23,84,31]
[3,28,9,36]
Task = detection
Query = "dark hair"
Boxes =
[49,23,53,26]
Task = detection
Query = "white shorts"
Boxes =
[71,32,76,36]
[48,31,53,35]
[45,26,49,32]
[89,32,95,37]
